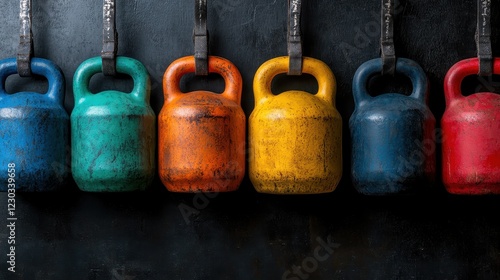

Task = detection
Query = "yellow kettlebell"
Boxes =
[249,56,342,194]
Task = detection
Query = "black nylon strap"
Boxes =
[194,0,208,76]
[287,0,302,76]
[476,0,492,76]
[102,0,118,76]
[381,0,396,76]
[17,0,33,77]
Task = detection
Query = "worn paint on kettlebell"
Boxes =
[350,58,436,195]
[0,58,69,191]
[442,58,500,194]
[249,56,342,194]
[159,56,245,192]
[71,56,156,192]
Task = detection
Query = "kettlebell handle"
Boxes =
[253,56,336,105]
[352,58,428,105]
[163,56,242,104]
[444,58,500,106]
[73,56,150,105]
[0,58,64,105]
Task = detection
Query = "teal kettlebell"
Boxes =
[71,57,156,192]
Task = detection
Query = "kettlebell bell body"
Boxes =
[442,58,500,194]
[250,56,342,194]
[71,56,156,192]
[0,58,69,191]
[350,58,436,195]
[159,56,245,192]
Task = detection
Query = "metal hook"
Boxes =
[287,0,302,76]
[17,0,34,77]
[476,0,492,76]
[194,0,209,76]
[381,0,396,76]
[102,0,118,76]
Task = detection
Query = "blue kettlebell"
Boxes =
[0,58,69,191]
[350,58,436,195]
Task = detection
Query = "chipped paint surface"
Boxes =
[159,56,246,192]
[71,56,156,192]
[249,56,342,194]
[0,58,69,191]
[350,58,436,195]
[443,58,500,194]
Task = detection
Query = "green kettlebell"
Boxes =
[71,57,156,192]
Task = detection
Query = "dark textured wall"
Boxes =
[0,1,500,279]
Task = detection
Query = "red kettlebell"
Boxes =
[443,58,500,194]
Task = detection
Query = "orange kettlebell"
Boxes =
[159,56,245,192]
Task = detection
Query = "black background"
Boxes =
[1,0,500,279]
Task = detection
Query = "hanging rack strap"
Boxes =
[476,0,492,76]
[381,0,396,76]
[102,0,118,76]
[17,0,34,77]
[287,0,302,75]
[194,0,209,76]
